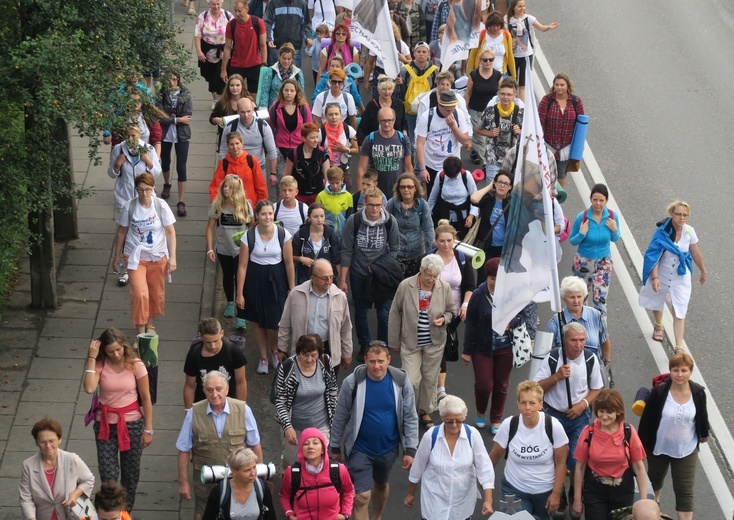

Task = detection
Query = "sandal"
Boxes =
[177,201,187,217]
[419,412,435,430]
[652,325,664,342]
[145,325,156,334]
[673,347,685,355]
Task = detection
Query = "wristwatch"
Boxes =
[143,429,154,435]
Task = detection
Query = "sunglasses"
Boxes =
[481,57,495,62]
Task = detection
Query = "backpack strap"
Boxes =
[127,198,137,224]
[548,347,561,374]
[222,158,229,174]
[464,423,472,447]
[289,462,302,507]
[504,415,520,460]
[430,425,440,450]
[253,477,265,513]
[246,153,254,171]
[544,413,554,445]
[219,477,230,508]
[277,224,286,249]
[427,107,435,132]
[246,227,256,254]
[329,461,342,494]
[298,201,307,223]
[256,118,265,139]
[274,201,281,220]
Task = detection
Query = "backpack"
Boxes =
[289,460,342,507]
[245,225,286,254]
[203,9,233,22]
[582,207,615,223]
[320,125,356,153]
[585,422,632,467]
[127,197,163,224]
[368,130,409,149]
[228,15,262,53]
[227,118,266,140]
[352,211,395,251]
[549,94,581,122]
[430,423,472,450]
[547,346,597,389]
[388,197,426,223]
[222,153,256,174]
[319,90,349,117]
[505,413,555,460]
[403,63,437,115]
[274,200,308,224]
[492,103,520,134]
[427,106,458,133]
[270,104,309,133]
[220,475,266,513]
[437,170,468,196]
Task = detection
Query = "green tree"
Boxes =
[0,0,191,307]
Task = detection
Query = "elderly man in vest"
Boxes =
[176,370,263,519]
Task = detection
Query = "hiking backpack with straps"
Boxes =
[274,200,308,224]
[403,63,437,115]
[245,225,285,254]
[492,103,520,134]
[228,15,262,53]
[127,197,163,224]
[547,346,597,389]
[427,106,459,133]
[505,413,555,460]
[319,90,349,116]
[289,460,342,507]
[585,422,632,466]
[222,153,256,174]
[430,423,473,450]
[582,207,615,223]
[219,475,266,513]
[226,118,266,140]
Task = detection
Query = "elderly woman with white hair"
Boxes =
[545,275,611,363]
[389,254,457,430]
[404,395,495,518]
[202,447,276,520]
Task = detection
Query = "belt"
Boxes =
[543,402,565,415]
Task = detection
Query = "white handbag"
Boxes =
[511,322,532,368]
[63,452,96,520]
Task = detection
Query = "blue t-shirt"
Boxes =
[353,372,400,456]
[490,198,506,247]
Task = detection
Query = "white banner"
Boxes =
[439,0,484,71]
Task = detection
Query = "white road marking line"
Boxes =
[533,45,734,517]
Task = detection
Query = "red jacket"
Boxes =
[209,151,268,204]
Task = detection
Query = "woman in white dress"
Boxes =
[639,201,706,351]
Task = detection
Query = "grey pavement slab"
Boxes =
[0,419,10,441]
[0,392,21,415]
[64,233,114,250]
[63,248,111,266]
[63,438,98,468]
[21,378,80,403]
[0,348,34,371]
[47,300,100,319]
[57,264,107,282]
[132,481,181,512]
[36,336,93,358]
[138,430,180,457]
[96,308,133,327]
[171,220,207,236]
[13,401,76,427]
[175,235,208,252]
[28,357,85,380]
[0,329,39,349]
[152,320,199,342]
[0,309,43,330]
[41,317,96,339]
[77,217,119,234]
[166,267,204,285]
[57,281,105,302]
[0,477,26,506]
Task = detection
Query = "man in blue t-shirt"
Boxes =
[330,342,419,520]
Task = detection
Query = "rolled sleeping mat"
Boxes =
[344,62,364,80]
[528,331,554,381]
[569,114,589,161]
[632,387,650,416]
[555,181,567,204]
[453,240,486,270]
[137,333,160,405]
[471,168,485,182]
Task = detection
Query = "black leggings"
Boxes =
[217,252,238,302]
[161,140,190,182]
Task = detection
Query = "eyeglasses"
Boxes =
[379,118,395,123]
[136,188,153,194]
[443,419,464,425]
[494,181,511,187]
[312,274,334,282]
[481,57,495,62]
[335,32,347,36]
[331,80,344,85]
[365,203,383,208]
[399,185,415,190]
[673,212,689,218]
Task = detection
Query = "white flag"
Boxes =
[492,58,562,334]
[336,0,401,78]
[439,0,483,71]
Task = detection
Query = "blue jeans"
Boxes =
[544,405,591,472]
[350,272,390,347]
[501,477,552,520]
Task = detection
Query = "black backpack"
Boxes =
[222,154,255,173]
[505,413,554,460]
[228,15,262,53]
[226,117,266,140]
[547,346,597,389]
[289,460,342,507]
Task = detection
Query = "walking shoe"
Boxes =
[271,352,281,370]
[553,487,568,519]
[490,423,501,435]
[470,149,481,165]
[177,201,187,217]
[118,272,129,286]
[236,318,247,329]
[475,415,487,429]
[161,183,172,199]
[224,301,236,318]
[257,358,269,374]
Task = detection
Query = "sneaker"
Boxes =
[553,488,568,519]
[271,352,281,370]
[177,201,187,217]
[236,318,247,329]
[470,149,481,165]
[475,415,487,429]
[118,272,129,286]
[490,423,501,435]
[257,358,269,374]
[161,183,172,199]
[224,302,236,318]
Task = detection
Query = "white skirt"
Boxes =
[638,251,692,318]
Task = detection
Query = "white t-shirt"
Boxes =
[533,350,604,411]
[494,412,569,494]
[482,32,506,73]
[275,201,308,237]
[248,226,293,265]
[119,198,176,262]
[311,90,357,122]
[308,0,336,29]
[415,107,473,171]
[370,40,410,71]
[442,256,463,309]
[506,14,536,58]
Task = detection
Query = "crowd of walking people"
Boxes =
[17,0,709,519]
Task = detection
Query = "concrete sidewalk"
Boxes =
[0,1,283,518]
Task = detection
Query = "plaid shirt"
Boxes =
[429,1,451,42]
[538,93,585,154]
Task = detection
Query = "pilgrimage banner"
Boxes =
[439,0,484,71]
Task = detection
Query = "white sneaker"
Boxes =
[257,358,269,374]
[271,352,280,370]
[118,272,129,286]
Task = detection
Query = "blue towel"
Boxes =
[642,218,692,285]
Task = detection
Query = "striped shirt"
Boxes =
[417,289,432,347]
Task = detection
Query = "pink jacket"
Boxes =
[268,102,312,150]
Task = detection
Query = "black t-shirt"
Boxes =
[468,68,502,112]
[287,144,328,196]
[183,338,247,403]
